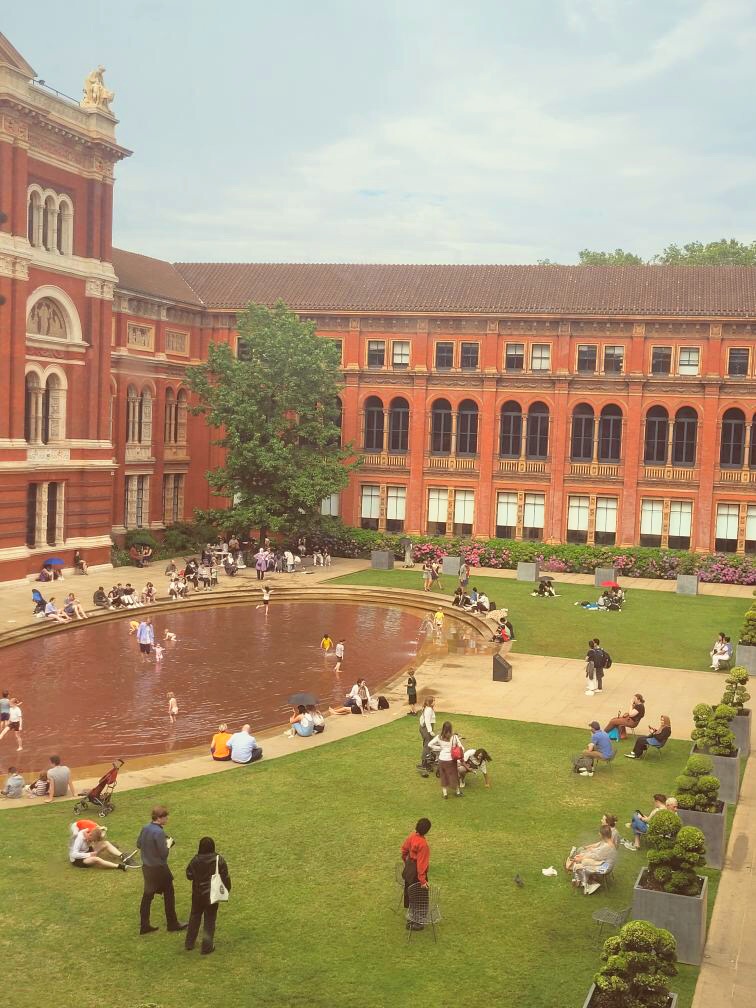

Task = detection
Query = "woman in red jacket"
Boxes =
[401,818,432,928]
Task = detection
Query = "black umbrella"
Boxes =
[539,575,555,582]
[288,691,318,707]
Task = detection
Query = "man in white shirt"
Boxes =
[226,725,263,765]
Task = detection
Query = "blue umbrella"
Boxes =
[44,557,65,565]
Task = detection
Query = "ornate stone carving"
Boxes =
[710,323,722,338]
[28,298,67,338]
[127,322,155,350]
[81,66,114,112]
[85,279,114,300]
[0,254,29,280]
[27,446,70,464]
[0,114,29,142]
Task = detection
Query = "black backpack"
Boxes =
[377,695,389,710]
[601,650,613,669]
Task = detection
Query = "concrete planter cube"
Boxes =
[516,561,540,582]
[736,643,756,677]
[675,574,700,595]
[370,550,394,570]
[678,805,726,869]
[632,869,707,965]
[441,555,461,576]
[729,708,751,758]
[583,985,677,1008]
[691,745,740,805]
[594,566,617,587]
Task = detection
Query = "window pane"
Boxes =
[321,493,340,516]
[603,346,624,373]
[595,497,617,533]
[746,504,756,553]
[577,346,597,373]
[460,343,479,369]
[428,488,448,523]
[715,503,740,540]
[523,493,544,528]
[499,404,522,457]
[669,500,692,537]
[530,344,550,370]
[644,413,668,464]
[457,405,479,455]
[388,401,409,452]
[435,343,454,369]
[505,343,524,370]
[360,485,380,519]
[728,348,750,377]
[678,347,700,375]
[571,411,594,461]
[651,347,672,374]
[640,499,663,535]
[496,492,517,528]
[367,340,385,367]
[454,490,474,525]
[430,404,452,453]
[364,402,384,451]
[392,341,410,366]
[386,486,406,520]
[567,495,589,530]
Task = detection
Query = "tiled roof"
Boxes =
[112,248,204,307]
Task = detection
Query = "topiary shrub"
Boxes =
[722,666,751,712]
[739,603,756,645]
[592,919,677,1008]
[645,811,706,895]
[674,754,721,813]
[691,702,737,756]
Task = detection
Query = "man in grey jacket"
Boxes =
[136,805,186,935]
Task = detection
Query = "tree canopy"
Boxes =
[186,301,358,537]
[578,248,644,266]
[542,238,756,266]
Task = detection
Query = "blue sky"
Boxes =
[7,1,756,263]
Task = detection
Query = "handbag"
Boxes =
[209,855,229,904]
[450,736,464,761]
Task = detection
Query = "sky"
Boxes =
[6,0,756,264]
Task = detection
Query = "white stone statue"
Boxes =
[81,66,114,112]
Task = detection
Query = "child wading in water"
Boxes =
[406,670,418,715]
[167,692,178,723]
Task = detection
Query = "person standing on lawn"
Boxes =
[136,805,186,936]
[184,836,231,955]
[401,817,432,928]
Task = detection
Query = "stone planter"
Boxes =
[632,869,707,965]
[675,573,700,595]
[736,643,756,677]
[582,985,677,1008]
[729,708,751,758]
[594,566,617,588]
[678,804,726,869]
[441,555,461,576]
[516,561,540,582]
[370,550,394,570]
[691,745,740,805]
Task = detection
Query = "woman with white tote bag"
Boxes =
[184,836,231,955]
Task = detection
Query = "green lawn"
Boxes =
[0,717,715,1008]
[327,569,746,671]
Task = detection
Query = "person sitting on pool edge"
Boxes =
[284,705,315,738]
[210,724,232,761]
[225,725,263,765]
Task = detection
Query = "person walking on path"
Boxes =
[136,805,186,936]
[136,618,154,658]
[401,818,431,929]
[184,836,231,955]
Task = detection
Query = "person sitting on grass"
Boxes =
[625,715,671,759]
[531,581,555,597]
[626,794,667,849]
[564,824,617,894]
[458,748,493,789]
[284,705,315,738]
[578,721,615,776]
[69,821,131,870]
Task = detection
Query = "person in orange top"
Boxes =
[401,817,432,927]
[210,723,232,761]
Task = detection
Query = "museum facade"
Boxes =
[1,33,755,583]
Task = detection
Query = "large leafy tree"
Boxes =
[187,301,358,538]
[654,238,756,265]
[578,247,644,265]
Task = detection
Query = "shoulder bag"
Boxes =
[209,856,229,904]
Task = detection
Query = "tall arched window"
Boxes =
[570,404,594,461]
[176,390,188,444]
[164,389,176,444]
[126,386,153,445]
[42,195,57,251]
[388,397,409,453]
[598,405,622,463]
[126,385,139,443]
[499,401,522,458]
[672,407,698,466]
[27,190,42,246]
[24,373,42,443]
[526,402,549,459]
[456,399,479,455]
[57,197,73,255]
[644,406,669,464]
[430,399,452,454]
[43,373,65,443]
[751,414,756,469]
[720,408,745,468]
[363,396,384,452]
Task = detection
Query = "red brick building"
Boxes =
[1,35,755,584]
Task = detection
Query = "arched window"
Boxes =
[42,373,65,443]
[456,399,479,455]
[57,197,73,255]
[176,390,188,444]
[430,399,452,454]
[126,385,139,443]
[388,397,409,453]
[672,407,698,466]
[644,406,669,464]
[499,401,522,458]
[42,195,57,252]
[598,405,622,463]
[570,404,594,461]
[526,402,549,459]
[139,389,153,445]
[751,414,756,469]
[164,389,176,444]
[24,372,42,443]
[363,395,384,452]
[720,408,745,468]
[27,190,42,246]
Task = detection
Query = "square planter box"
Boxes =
[632,869,707,965]
[441,555,461,576]
[594,566,617,588]
[691,745,740,805]
[370,550,394,571]
[676,574,700,595]
[678,804,726,869]
[729,708,751,758]
[583,985,677,1008]
[517,561,540,582]
[736,643,756,677]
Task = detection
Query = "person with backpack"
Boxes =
[586,639,612,694]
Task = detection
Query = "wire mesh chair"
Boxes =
[592,906,631,943]
[405,883,441,941]
[393,861,406,913]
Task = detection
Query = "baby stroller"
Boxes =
[73,759,125,818]
[32,588,47,617]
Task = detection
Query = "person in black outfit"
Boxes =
[185,836,231,955]
[626,715,672,758]
[136,805,186,935]
[587,639,609,692]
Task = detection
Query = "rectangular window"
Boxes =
[427,488,448,536]
[566,495,589,544]
[495,492,517,539]
[728,348,750,377]
[678,347,700,376]
[530,344,551,371]
[46,482,58,546]
[505,343,524,371]
[26,483,38,548]
[523,492,544,540]
[435,342,454,370]
[668,500,693,550]
[392,341,410,368]
[603,346,624,374]
[651,346,672,375]
[453,489,474,537]
[386,486,406,533]
[460,343,479,370]
[715,502,740,553]
[745,504,756,555]
[172,475,184,523]
[366,340,385,368]
[640,498,663,547]
[576,345,597,373]
[328,339,343,365]
[595,496,618,546]
[360,484,380,530]
[320,493,340,517]
[135,475,147,529]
